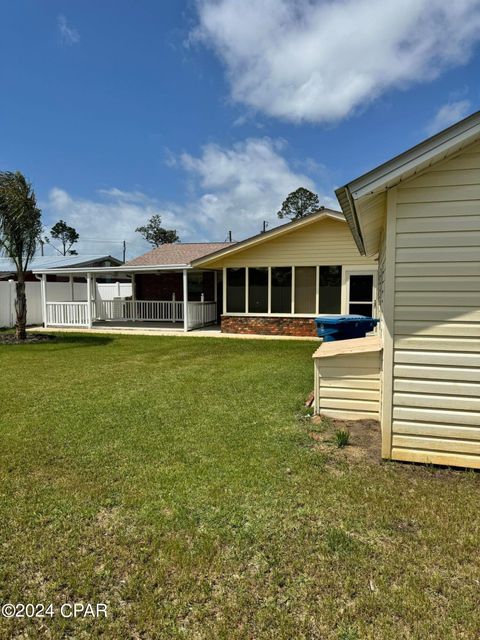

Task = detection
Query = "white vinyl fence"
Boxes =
[0,280,132,328]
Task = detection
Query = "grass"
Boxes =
[334,429,350,448]
[1,333,480,639]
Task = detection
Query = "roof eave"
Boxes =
[348,109,480,199]
[335,186,366,256]
[32,263,192,275]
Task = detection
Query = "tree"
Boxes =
[135,214,179,247]
[0,171,42,340]
[45,219,79,255]
[277,187,321,221]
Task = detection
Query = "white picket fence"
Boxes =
[0,280,132,328]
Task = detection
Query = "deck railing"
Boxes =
[44,299,217,330]
[187,301,217,330]
[96,299,185,323]
[46,301,89,327]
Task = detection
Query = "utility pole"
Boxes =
[262,221,268,233]
[228,231,232,242]
[122,240,126,263]
[39,239,44,256]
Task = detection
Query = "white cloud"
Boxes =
[58,15,80,45]
[193,0,480,123]
[41,138,333,257]
[425,99,473,136]
[42,188,191,260]
[178,137,335,239]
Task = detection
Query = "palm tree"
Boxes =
[0,172,42,340]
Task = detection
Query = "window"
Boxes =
[294,267,316,313]
[348,274,374,316]
[319,266,342,313]
[248,267,268,313]
[271,267,292,313]
[226,268,246,312]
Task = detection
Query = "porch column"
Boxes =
[183,269,189,332]
[131,274,137,321]
[86,273,93,328]
[92,275,97,320]
[222,267,227,315]
[41,274,47,327]
[69,275,75,301]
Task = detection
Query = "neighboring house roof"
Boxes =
[191,209,345,268]
[0,254,121,274]
[125,242,235,267]
[336,109,480,256]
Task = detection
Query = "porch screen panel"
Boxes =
[294,267,316,313]
[226,268,246,312]
[319,266,342,313]
[271,267,292,313]
[248,267,268,313]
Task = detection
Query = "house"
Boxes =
[33,210,377,334]
[327,109,480,469]
[191,209,377,336]
[0,254,122,281]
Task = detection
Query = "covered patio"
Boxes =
[33,264,219,332]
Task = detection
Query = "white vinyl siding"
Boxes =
[388,141,480,468]
[206,218,377,268]
[313,338,382,421]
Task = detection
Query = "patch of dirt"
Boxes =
[0,333,56,344]
[310,415,382,465]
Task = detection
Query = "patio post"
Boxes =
[86,273,93,328]
[92,275,97,320]
[183,269,189,332]
[131,274,137,322]
[41,274,47,327]
[69,275,74,301]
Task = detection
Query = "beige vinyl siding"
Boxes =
[204,218,377,268]
[313,338,382,421]
[390,141,480,468]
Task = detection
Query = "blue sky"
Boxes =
[1,1,480,259]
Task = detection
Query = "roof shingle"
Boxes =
[125,242,235,267]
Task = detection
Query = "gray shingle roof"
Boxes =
[125,243,235,267]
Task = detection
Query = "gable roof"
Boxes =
[125,242,235,267]
[336,109,480,256]
[191,209,345,268]
[0,254,121,274]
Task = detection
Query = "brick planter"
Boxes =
[221,315,318,337]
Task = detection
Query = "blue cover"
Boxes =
[314,315,379,341]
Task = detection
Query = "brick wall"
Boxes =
[221,315,318,337]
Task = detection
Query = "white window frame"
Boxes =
[342,266,378,316]
[223,264,378,317]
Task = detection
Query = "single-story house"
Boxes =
[33,209,377,334]
[314,109,480,469]
[0,254,122,281]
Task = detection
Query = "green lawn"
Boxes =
[1,334,480,639]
